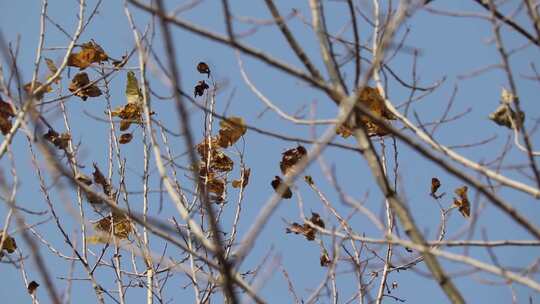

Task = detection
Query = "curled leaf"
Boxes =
[0,230,17,254]
[217,116,246,148]
[280,145,307,175]
[67,41,109,69]
[489,104,524,130]
[304,175,314,185]
[27,281,39,294]
[320,250,331,267]
[43,129,71,150]
[68,72,102,101]
[194,80,209,97]
[197,61,211,77]
[0,97,15,135]
[94,213,132,239]
[310,212,325,229]
[335,123,353,138]
[430,177,441,198]
[119,133,133,144]
[111,103,143,131]
[285,222,315,241]
[453,186,470,218]
[271,176,292,199]
[232,167,251,188]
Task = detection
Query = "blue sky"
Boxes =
[0,1,539,303]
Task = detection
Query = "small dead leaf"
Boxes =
[285,222,315,241]
[24,81,52,100]
[126,71,142,105]
[430,177,441,198]
[320,250,331,267]
[93,163,112,197]
[280,145,307,175]
[356,86,395,137]
[94,213,132,239]
[0,98,15,135]
[119,133,133,144]
[194,80,209,97]
[336,123,353,138]
[197,62,211,78]
[232,167,251,188]
[206,175,226,203]
[27,281,39,294]
[0,231,17,254]
[68,41,109,69]
[217,116,246,148]
[271,176,292,199]
[68,72,102,101]
[489,104,524,130]
[43,129,71,150]
[453,186,470,218]
[310,212,325,229]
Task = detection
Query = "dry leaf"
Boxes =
[0,97,15,135]
[194,80,209,97]
[68,72,102,101]
[280,145,307,175]
[68,41,109,69]
[232,167,251,188]
[430,177,441,198]
[206,175,226,203]
[356,86,395,137]
[271,176,292,199]
[489,104,524,130]
[93,163,112,197]
[335,123,353,138]
[453,186,470,218]
[285,222,315,241]
[119,133,133,144]
[44,58,61,84]
[320,250,331,267]
[27,281,39,294]
[0,230,17,254]
[94,213,132,239]
[310,212,325,229]
[43,129,71,150]
[217,116,246,148]
[197,62,211,78]
[125,71,142,105]
[196,139,234,173]
[24,81,52,100]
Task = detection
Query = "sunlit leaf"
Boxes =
[232,167,251,188]
[489,104,524,130]
[271,176,292,199]
[335,123,353,138]
[217,116,246,148]
[43,129,71,150]
[280,145,307,175]
[94,213,132,239]
[126,71,142,105]
[356,86,396,137]
[67,41,109,69]
[285,222,315,241]
[68,72,102,101]
[453,186,470,218]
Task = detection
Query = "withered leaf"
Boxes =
[94,213,132,239]
[119,133,133,144]
[27,281,39,294]
[68,72,102,101]
[356,86,395,137]
[24,81,52,100]
[197,62,211,77]
[320,250,331,267]
[232,167,251,188]
[336,123,353,138]
[280,145,307,175]
[489,104,525,130]
[43,129,71,150]
[0,98,15,135]
[310,212,325,229]
[453,186,470,218]
[430,177,441,198]
[126,71,142,105]
[93,163,112,197]
[196,139,234,173]
[111,103,143,131]
[285,222,315,241]
[206,175,226,203]
[194,80,209,97]
[0,230,17,254]
[68,41,109,69]
[217,116,246,148]
[271,176,292,199]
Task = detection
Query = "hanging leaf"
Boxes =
[68,72,102,101]
[355,86,396,137]
[43,129,71,150]
[309,212,325,229]
[0,230,17,254]
[44,58,61,84]
[430,177,442,199]
[205,173,226,203]
[453,186,470,218]
[285,222,315,241]
[280,145,307,175]
[197,61,211,78]
[217,116,246,148]
[489,104,525,130]
[67,41,109,69]
[335,123,353,138]
[320,249,331,267]
[232,167,251,188]
[119,133,133,144]
[271,176,292,199]
[93,163,112,197]
[125,71,142,105]
[111,103,143,131]
[27,281,39,294]
[24,81,52,100]
[0,97,15,135]
[196,139,234,173]
[94,213,132,239]
[194,80,209,97]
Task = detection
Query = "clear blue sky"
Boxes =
[0,1,539,303]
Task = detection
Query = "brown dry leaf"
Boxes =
[196,139,234,173]
[68,41,109,69]
[43,129,71,150]
[197,62,211,78]
[271,176,292,199]
[356,86,396,137]
[93,163,112,197]
[280,145,307,175]
[430,177,441,198]
[232,167,251,188]
[0,97,15,135]
[27,281,39,294]
[194,80,209,97]
[68,72,102,101]
[217,116,246,148]
[206,175,226,203]
[320,250,331,267]
[0,230,17,254]
[489,104,525,130]
[44,58,60,84]
[94,213,132,239]
[310,212,325,229]
[335,123,353,138]
[24,81,52,100]
[76,173,93,186]
[453,186,470,218]
[119,133,133,144]
[111,103,143,131]
[285,222,315,241]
